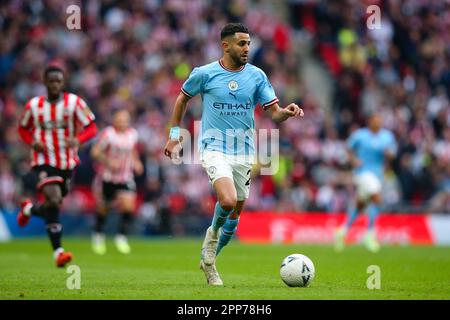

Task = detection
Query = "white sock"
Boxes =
[211,227,219,238]
[53,247,64,260]
[23,203,33,216]
[93,232,105,240]
[115,234,127,242]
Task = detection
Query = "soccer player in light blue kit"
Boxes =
[334,113,397,252]
[164,23,303,285]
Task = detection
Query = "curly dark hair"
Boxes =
[220,23,250,40]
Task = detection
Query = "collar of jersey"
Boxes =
[218,59,246,72]
[44,92,65,104]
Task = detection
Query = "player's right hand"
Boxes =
[32,141,45,152]
[284,103,304,117]
[164,137,183,160]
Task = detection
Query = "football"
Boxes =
[280,254,315,287]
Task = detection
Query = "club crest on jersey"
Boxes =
[228,80,238,91]
[208,166,217,175]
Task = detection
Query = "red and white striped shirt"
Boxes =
[95,126,139,184]
[18,92,96,170]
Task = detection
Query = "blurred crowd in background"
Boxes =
[1,0,450,234]
[288,0,450,214]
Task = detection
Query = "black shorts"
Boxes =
[33,165,74,197]
[102,180,136,201]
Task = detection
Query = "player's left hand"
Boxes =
[284,103,304,118]
[164,136,184,160]
[65,138,80,148]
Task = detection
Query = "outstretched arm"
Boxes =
[164,92,191,159]
[265,102,304,123]
[168,92,191,128]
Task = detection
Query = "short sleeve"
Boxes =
[256,71,279,110]
[347,130,360,151]
[181,67,204,98]
[75,97,96,126]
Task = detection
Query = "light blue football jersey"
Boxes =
[181,60,278,155]
[347,127,397,180]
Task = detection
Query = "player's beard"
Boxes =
[230,51,247,67]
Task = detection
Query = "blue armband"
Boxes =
[169,126,180,140]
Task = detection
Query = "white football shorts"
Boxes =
[354,171,382,201]
[201,150,254,201]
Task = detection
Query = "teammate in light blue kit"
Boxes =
[335,113,397,252]
[164,23,303,285]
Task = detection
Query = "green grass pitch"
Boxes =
[0,238,449,299]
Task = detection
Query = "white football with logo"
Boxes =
[280,254,315,287]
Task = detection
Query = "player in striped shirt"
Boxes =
[17,65,98,267]
[90,109,143,255]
